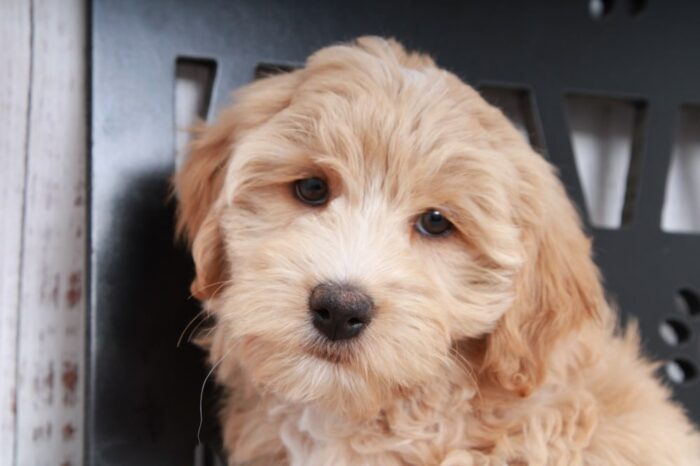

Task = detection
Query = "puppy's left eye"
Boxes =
[294,177,329,206]
[416,209,453,237]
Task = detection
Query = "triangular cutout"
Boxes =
[565,94,646,229]
[174,57,217,170]
[661,105,700,234]
[479,85,545,153]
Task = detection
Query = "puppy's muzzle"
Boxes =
[309,282,374,341]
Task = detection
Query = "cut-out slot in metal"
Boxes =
[661,105,700,234]
[589,0,615,19]
[659,318,691,346]
[174,57,217,169]
[254,62,299,80]
[479,86,545,153]
[676,288,700,317]
[629,0,648,16]
[564,94,646,229]
[665,359,698,385]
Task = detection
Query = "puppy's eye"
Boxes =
[416,209,453,237]
[294,177,329,206]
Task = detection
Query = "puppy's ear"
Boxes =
[481,162,605,397]
[174,71,301,300]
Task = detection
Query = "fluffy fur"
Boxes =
[174,37,700,465]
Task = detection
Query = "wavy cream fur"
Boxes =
[174,37,700,465]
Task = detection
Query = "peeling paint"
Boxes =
[31,423,51,442]
[52,273,60,307]
[33,363,54,405]
[62,422,75,441]
[66,271,81,308]
[62,361,78,406]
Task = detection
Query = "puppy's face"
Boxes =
[178,38,601,417]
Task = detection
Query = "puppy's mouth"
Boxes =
[303,337,360,365]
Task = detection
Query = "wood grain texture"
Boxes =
[13,0,86,464]
[0,0,31,463]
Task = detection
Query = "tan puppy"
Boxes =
[175,37,700,465]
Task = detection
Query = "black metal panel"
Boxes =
[89,1,700,464]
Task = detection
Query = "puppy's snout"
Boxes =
[309,282,374,341]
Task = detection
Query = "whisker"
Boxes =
[188,314,213,343]
[203,325,218,337]
[208,280,233,299]
[186,278,235,300]
[197,346,234,445]
[177,310,206,348]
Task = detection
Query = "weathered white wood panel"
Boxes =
[13,0,87,464]
[0,1,31,464]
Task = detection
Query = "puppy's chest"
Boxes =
[229,388,601,466]
[248,398,478,466]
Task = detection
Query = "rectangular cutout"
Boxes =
[662,105,700,233]
[174,57,217,169]
[254,62,299,80]
[565,94,646,229]
[479,85,545,153]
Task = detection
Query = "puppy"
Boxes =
[175,37,700,465]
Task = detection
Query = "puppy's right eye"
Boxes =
[416,209,453,237]
[294,177,329,206]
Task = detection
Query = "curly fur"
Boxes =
[174,37,700,465]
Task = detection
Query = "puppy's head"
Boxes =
[175,37,604,418]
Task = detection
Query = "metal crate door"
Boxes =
[90,1,700,464]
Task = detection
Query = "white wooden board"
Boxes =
[0,0,87,465]
[0,0,31,464]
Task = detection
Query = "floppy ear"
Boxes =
[174,71,301,300]
[480,161,605,397]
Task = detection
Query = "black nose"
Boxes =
[309,282,374,341]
